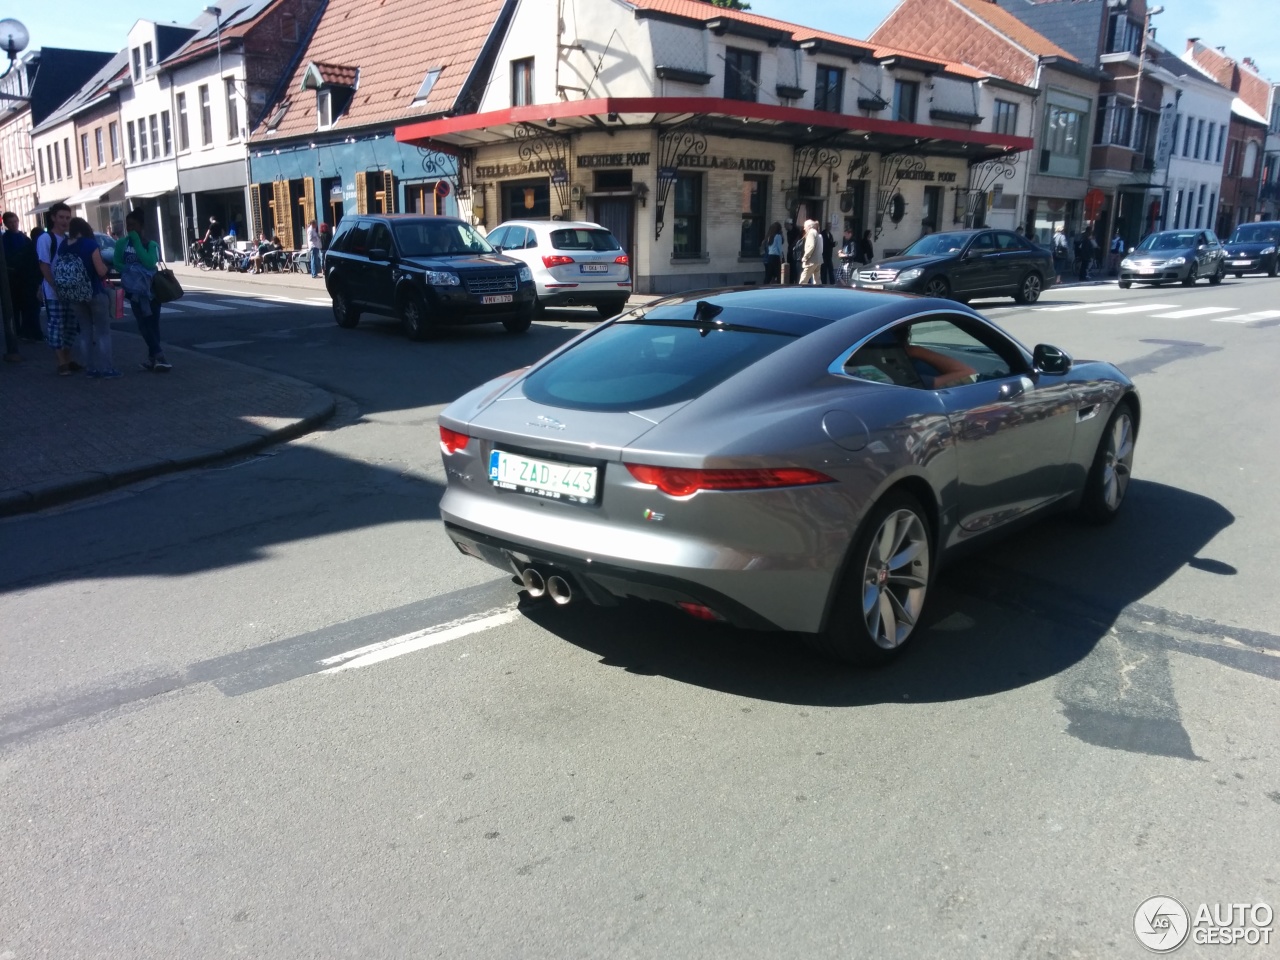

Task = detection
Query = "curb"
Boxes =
[0,342,337,519]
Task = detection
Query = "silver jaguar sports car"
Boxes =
[438,287,1139,663]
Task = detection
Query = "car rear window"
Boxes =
[522,321,793,412]
[550,228,621,252]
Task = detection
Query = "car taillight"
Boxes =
[625,464,834,497]
[542,254,575,268]
[614,254,629,265]
[439,425,470,454]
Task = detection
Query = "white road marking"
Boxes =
[320,607,519,673]
[192,339,254,348]
[174,300,235,312]
[1150,307,1236,318]
[182,283,332,307]
[216,299,282,309]
[1088,304,1178,315]
[1212,310,1280,324]
[1034,301,1123,312]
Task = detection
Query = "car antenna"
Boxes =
[693,300,724,335]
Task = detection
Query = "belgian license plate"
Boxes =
[482,294,513,305]
[1232,260,1251,266]
[581,263,608,274]
[489,450,598,504]
[862,283,885,290]
[1139,268,1156,275]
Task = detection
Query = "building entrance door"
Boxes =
[590,197,635,260]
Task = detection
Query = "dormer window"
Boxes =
[301,62,358,130]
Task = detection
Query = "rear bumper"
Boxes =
[445,521,783,631]
[537,285,632,308]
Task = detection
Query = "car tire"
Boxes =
[1236,273,1244,279]
[503,312,532,334]
[399,291,432,341]
[332,289,360,329]
[922,276,951,299]
[1013,271,1043,304]
[1209,263,1225,285]
[533,296,547,316]
[1079,398,1137,525]
[1118,280,1132,289]
[807,491,933,666]
[1269,258,1278,278]
[1181,263,1198,286]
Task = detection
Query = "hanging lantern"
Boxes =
[523,188,536,210]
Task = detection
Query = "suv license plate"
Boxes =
[489,450,598,504]
[1232,260,1251,266]
[581,264,608,273]
[481,294,513,305]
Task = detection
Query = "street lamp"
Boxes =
[0,16,29,360]
[204,6,223,80]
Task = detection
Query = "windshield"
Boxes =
[393,221,493,258]
[1137,232,1197,252]
[522,320,793,412]
[901,233,970,257]
[550,228,621,252]
[1230,224,1280,244]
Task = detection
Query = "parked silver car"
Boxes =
[1118,228,1226,287]
[438,287,1139,664]
[486,219,632,317]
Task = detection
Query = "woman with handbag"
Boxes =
[114,209,170,372]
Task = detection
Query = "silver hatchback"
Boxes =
[486,219,632,317]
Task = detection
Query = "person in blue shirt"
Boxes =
[62,217,116,378]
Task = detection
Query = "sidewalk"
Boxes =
[0,330,334,517]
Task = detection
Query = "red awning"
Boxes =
[396,96,1033,163]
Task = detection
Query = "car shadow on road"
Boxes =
[520,479,1235,706]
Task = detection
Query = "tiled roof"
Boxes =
[162,0,279,69]
[627,0,988,81]
[253,0,506,141]
[1185,40,1272,118]
[948,0,1076,61]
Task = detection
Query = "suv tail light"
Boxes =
[439,425,470,454]
[542,255,575,268]
[614,254,630,265]
[625,464,834,497]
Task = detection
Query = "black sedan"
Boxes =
[1223,221,1280,278]
[854,229,1055,304]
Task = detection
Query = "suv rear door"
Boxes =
[365,221,396,312]
[546,227,629,284]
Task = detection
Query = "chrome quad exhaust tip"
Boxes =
[546,575,573,606]
[521,567,546,598]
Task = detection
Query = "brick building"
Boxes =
[1183,40,1271,235]
[870,0,1106,245]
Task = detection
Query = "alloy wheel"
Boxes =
[861,509,930,650]
[923,277,950,299]
[1102,410,1135,511]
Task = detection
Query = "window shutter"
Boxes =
[249,186,263,239]
[356,172,368,214]
[273,179,295,249]
[302,176,317,225]
[382,170,397,213]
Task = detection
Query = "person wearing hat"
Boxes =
[799,219,823,285]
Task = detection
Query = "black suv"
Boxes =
[325,214,537,338]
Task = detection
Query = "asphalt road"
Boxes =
[3,274,1278,959]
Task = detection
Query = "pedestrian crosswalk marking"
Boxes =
[215,299,282,309]
[1035,301,1123,312]
[1151,307,1236,319]
[1212,310,1280,324]
[1089,304,1178,315]
[172,300,235,312]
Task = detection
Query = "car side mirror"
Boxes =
[367,248,390,262]
[1033,344,1072,376]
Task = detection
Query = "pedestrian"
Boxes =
[785,219,801,284]
[319,220,332,254]
[114,208,170,372]
[60,217,116,378]
[857,229,874,265]
[799,219,822,285]
[36,203,83,376]
[762,221,783,284]
[1108,230,1125,276]
[1052,225,1068,281]
[820,223,836,285]
[3,211,44,341]
[1076,228,1097,281]
[306,219,322,278]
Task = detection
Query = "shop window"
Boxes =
[512,58,534,107]
[814,66,843,113]
[502,180,550,221]
[892,80,918,123]
[724,48,759,103]
[672,173,703,258]
[740,175,767,257]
